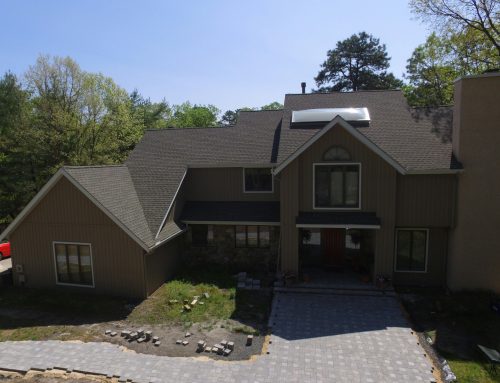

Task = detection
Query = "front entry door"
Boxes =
[322,228,346,269]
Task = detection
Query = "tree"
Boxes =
[0,73,36,223]
[219,110,238,126]
[409,0,500,58]
[261,101,283,110]
[129,90,171,130]
[314,32,403,92]
[404,33,459,106]
[404,29,497,106]
[167,102,220,128]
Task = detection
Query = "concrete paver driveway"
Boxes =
[0,293,435,383]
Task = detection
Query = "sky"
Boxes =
[0,0,431,112]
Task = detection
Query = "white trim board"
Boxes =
[296,224,380,229]
[273,115,407,175]
[154,168,188,239]
[0,169,150,252]
[184,221,280,226]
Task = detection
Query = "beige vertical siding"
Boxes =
[393,228,448,286]
[9,177,146,299]
[448,74,500,293]
[279,160,299,273]
[144,234,184,295]
[291,125,398,277]
[396,175,456,227]
[184,168,279,201]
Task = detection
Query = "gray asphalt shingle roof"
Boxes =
[60,90,455,249]
[64,165,155,248]
[279,90,455,171]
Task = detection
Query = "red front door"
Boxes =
[322,228,346,269]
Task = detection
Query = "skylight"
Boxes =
[291,108,370,125]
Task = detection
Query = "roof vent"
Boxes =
[291,107,370,127]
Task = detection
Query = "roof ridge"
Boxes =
[144,126,230,132]
[239,109,284,113]
[410,105,453,109]
[63,164,126,169]
[285,89,403,96]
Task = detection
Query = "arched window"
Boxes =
[323,146,351,161]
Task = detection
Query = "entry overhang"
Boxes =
[296,211,381,230]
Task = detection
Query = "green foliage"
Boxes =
[0,55,225,225]
[260,101,283,110]
[314,32,403,92]
[409,0,500,58]
[404,29,498,106]
[167,102,220,128]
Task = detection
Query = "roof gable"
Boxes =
[0,168,151,251]
[273,115,407,175]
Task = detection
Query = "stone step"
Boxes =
[273,286,396,297]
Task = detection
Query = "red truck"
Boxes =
[0,242,11,259]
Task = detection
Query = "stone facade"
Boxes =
[183,225,279,271]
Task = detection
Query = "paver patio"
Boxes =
[0,293,436,383]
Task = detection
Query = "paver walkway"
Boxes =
[0,293,435,383]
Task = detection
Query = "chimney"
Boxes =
[301,82,306,94]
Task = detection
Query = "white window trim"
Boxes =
[312,162,362,211]
[53,241,95,288]
[242,168,274,194]
[394,228,429,273]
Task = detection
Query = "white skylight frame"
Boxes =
[291,108,370,124]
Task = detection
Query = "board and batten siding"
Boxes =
[396,174,456,227]
[9,177,147,299]
[183,168,279,201]
[279,160,300,273]
[289,124,398,277]
[144,235,183,295]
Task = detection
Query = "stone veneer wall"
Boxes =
[183,225,280,272]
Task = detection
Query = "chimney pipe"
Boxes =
[301,82,306,94]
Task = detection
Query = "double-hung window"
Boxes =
[53,242,94,286]
[243,168,273,193]
[314,163,360,209]
[395,229,428,272]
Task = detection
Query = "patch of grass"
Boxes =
[128,265,272,328]
[399,289,500,383]
[442,351,500,383]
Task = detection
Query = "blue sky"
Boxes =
[1,0,430,112]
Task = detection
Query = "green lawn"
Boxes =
[0,265,272,341]
[399,289,500,383]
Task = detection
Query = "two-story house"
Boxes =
[1,72,498,298]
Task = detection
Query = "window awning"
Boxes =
[180,201,280,226]
[296,211,381,229]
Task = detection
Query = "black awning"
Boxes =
[296,211,380,228]
[180,201,280,224]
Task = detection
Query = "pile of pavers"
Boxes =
[170,292,210,312]
[105,329,161,347]
[236,272,260,290]
[199,339,235,356]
